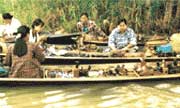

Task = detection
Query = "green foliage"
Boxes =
[0,0,179,34]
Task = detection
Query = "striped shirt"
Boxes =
[108,27,137,49]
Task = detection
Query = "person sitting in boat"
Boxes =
[4,25,45,78]
[29,18,47,44]
[77,12,107,41]
[1,13,21,41]
[108,18,137,53]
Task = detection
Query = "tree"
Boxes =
[145,0,151,34]
[175,0,180,19]
[163,0,174,27]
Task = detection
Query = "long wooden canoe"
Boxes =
[83,40,145,46]
[47,32,82,39]
[46,33,144,46]
[1,53,180,65]
[0,74,180,86]
[46,32,82,44]
[43,56,180,65]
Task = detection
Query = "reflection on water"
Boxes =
[0,80,180,108]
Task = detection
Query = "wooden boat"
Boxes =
[44,56,180,65]
[46,32,82,44]
[1,53,180,65]
[46,33,145,46]
[0,73,180,86]
[1,53,180,86]
[0,33,179,86]
[47,32,82,39]
[83,40,108,46]
[83,40,145,46]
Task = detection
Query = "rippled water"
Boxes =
[0,80,180,108]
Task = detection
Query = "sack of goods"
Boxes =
[170,33,180,53]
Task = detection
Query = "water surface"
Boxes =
[0,80,180,108]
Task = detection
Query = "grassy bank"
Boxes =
[0,0,179,35]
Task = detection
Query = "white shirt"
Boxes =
[29,29,40,43]
[4,17,21,37]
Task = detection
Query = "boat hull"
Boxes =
[0,74,180,86]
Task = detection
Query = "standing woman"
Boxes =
[5,25,45,78]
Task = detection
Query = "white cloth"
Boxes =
[0,25,6,37]
[4,17,21,36]
[29,29,40,43]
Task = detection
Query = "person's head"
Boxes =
[13,25,30,57]
[117,18,127,33]
[32,18,44,33]
[2,13,13,24]
[80,13,89,24]
[16,25,30,41]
